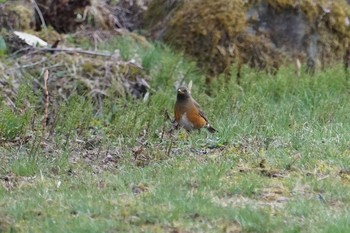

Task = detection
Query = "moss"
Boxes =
[163,0,247,78]
[0,1,34,30]
[146,0,350,79]
[10,4,34,30]
[260,0,350,64]
[144,0,184,29]
[266,0,350,36]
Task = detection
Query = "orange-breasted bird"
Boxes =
[174,87,216,133]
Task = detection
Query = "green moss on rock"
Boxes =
[145,0,350,80]
[164,0,247,78]
[0,1,34,31]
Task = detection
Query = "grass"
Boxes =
[1,35,350,232]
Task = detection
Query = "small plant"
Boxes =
[0,84,36,140]
[55,96,94,139]
[0,36,7,57]
[0,105,26,140]
[10,156,39,176]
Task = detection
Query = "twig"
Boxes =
[17,58,47,68]
[31,0,48,34]
[166,136,174,157]
[285,153,301,170]
[161,109,171,140]
[188,80,193,93]
[317,175,329,181]
[34,47,114,57]
[42,70,49,132]
[10,47,32,57]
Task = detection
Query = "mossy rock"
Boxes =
[143,0,184,29]
[145,0,350,79]
[0,1,34,31]
[1,30,29,54]
[164,0,247,77]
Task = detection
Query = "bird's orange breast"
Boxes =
[175,101,207,129]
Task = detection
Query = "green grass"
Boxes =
[1,35,350,232]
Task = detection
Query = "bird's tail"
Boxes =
[206,124,217,133]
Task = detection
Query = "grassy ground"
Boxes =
[1,36,350,232]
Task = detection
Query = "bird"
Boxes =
[174,86,216,133]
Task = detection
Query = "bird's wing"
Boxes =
[193,99,209,122]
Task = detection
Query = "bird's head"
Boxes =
[177,86,190,100]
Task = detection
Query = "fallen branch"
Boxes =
[42,70,49,132]
[34,47,114,57]
[31,0,48,33]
